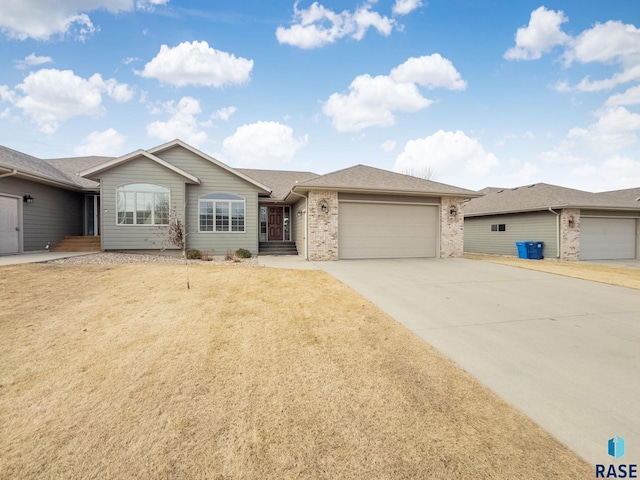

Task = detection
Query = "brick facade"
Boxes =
[440,196,465,258]
[307,190,339,261]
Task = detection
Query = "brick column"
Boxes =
[307,190,338,261]
[440,197,465,258]
[560,208,580,261]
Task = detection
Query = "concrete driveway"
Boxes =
[318,258,640,465]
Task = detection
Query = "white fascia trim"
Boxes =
[148,139,271,194]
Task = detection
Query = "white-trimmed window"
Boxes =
[199,193,245,233]
[116,184,170,225]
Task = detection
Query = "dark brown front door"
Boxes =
[268,206,283,241]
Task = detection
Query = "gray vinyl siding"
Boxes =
[155,146,261,255]
[464,211,558,258]
[98,157,187,250]
[0,177,83,252]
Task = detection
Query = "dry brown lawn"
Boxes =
[0,263,591,479]
[464,253,640,290]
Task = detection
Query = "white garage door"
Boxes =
[339,202,438,259]
[0,195,20,255]
[581,218,637,260]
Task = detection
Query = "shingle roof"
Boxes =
[236,168,319,200]
[293,164,479,197]
[601,187,640,202]
[0,145,85,189]
[465,182,640,216]
[45,156,111,189]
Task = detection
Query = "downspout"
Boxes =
[548,208,561,259]
[0,169,18,178]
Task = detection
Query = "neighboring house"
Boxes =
[0,145,106,255]
[464,183,640,261]
[2,139,479,260]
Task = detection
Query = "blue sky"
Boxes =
[1,0,639,192]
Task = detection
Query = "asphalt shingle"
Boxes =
[465,182,640,216]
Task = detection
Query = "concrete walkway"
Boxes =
[0,251,98,266]
[258,255,320,270]
[317,258,640,465]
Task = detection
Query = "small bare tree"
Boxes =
[402,166,438,181]
[159,209,191,289]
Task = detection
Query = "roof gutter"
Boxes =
[0,169,18,179]
[548,208,561,259]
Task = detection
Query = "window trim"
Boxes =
[116,183,170,226]
[198,193,246,233]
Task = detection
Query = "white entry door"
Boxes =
[0,195,20,255]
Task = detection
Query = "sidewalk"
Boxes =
[257,255,319,270]
[0,252,98,266]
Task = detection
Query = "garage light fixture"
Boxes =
[23,194,34,204]
[449,205,458,216]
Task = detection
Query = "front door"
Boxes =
[0,195,20,255]
[268,206,283,241]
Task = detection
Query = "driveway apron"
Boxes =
[318,258,640,465]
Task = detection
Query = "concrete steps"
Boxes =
[259,241,298,256]
[51,236,101,252]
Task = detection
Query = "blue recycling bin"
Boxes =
[526,241,544,260]
[516,242,527,259]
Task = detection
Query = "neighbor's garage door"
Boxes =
[339,202,438,259]
[580,218,637,260]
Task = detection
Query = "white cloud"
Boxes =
[553,20,640,92]
[504,6,570,60]
[0,85,17,104]
[549,107,640,157]
[136,0,169,11]
[0,0,133,41]
[501,162,541,185]
[392,0,423,16]
[381,140,396,152]
[138,41,253,88]
[324,74,431,131]
[200,106,238,127]
[605,85,640,107]
[538,150,583,164]
[390,54,467,90]
[222,121,308,168]
[13,69,133,133]
[16,53,53,70]
[571,155,640,189]
[276,1,395,49]
[323,55,465,131]
[212,106,237,121]
[146,96,207,146]
[558,65,640,93]
[567,21,640,66]
[583,106,640,150]
[75,128,127,156]
[394,130,499,180]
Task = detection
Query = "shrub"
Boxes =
[186,249,202,260]
[224,249,235,261]
[235,248,252,259]
[201,249,214,261]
